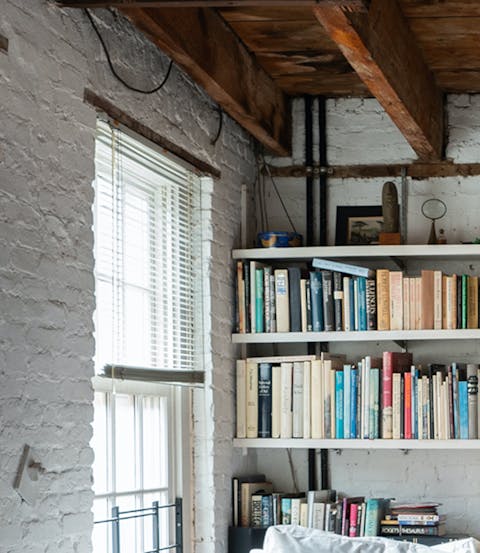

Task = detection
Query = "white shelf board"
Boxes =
[232,329,480,344]
[233,438,480,450]
[232,244,480,260]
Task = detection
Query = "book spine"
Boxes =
[349,503,359,537]
[403,277,410,331]
[281,498,291,524]
[269,274,276,333]
[421,270,434,330]
[335,370,344,439]
[370,368,380,439]
[303,361,311,439]
[236,261,245,333]
[343,364,351,439]
[468,276,479,329]
[311,359,323,439]
[366,278,377,330]
[462,274,468,329]
[300,278,308,333]
[246,361,258,438]
[404,372,412,439]
[251,495,263,527]
[322,270,334,331]
[275,269,290,333]
[343,276,351,331]
[459,380,469,439]
[258,363,272,438]
[351,367,358,439]
[310,271,324,332]
[333,271,344,331]
[288,267,302,332]
[236,359,247,438]
[243,261,251,333]
[312,257,375,278]
[389,271,403,331]
[382,352,394,439]
[305,279,313,331]
[271,365,281,438]
[349,278,355,331]
[264,267,271,333]
[376,269,390,330]
[280,362,293,438]
[434,270,443,330]
[358,277,367,331]
[261,495,273,527]
[392,373,401,440]
[467,363,479,438]
[292,361,304,438]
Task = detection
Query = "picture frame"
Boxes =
[335,205,384,246]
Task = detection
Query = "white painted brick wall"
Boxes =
[257,95,480,538]
[1,2,255,552]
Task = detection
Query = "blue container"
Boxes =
[257,231,303,248]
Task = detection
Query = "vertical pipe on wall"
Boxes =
[305,95,316,490]
[318,96,327,247]
[319,95,330,490]
[305,95,314,247]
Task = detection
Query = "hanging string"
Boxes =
[85,9,173,94]
[261,155,298,233]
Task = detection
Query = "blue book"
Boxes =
[310,271,324,331]
[312,257,375,278]
[351,368,358,439]
[258,363,272,438]
[349,277,355,331]
[358,277,367,331]
[343,364,351,439]
[255,268,264,333]
[261,495,273,526]
[281,497,292,524]
[459,380,469,439]
[335,370,344,439]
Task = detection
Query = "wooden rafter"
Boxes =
[107,7,291,155]
[57,1,368,8]
[313,0,444,160]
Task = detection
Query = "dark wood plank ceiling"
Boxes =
[218,1,480,96]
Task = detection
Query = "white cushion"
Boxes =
[259,526,480,553]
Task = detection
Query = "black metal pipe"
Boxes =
[305,95,314,246]
[318,96,327,246]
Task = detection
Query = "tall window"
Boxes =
[92,119,201,552]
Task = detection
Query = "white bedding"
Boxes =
[254,526,480,553]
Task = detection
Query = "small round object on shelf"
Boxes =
[257,231,303,248]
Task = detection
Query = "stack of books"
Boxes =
[235,258,480,334]
[381,502,446,537]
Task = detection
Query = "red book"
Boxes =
[349,503,359,537]
[404,372,412,439]
[382,352,413,439]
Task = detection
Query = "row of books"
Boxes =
[235,257,480,333]
[232,476,446,537]
[236,352,480,440]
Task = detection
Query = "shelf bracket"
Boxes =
[393,340,407,350]
[389,256,405,270]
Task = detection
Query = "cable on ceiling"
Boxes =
[85,8,173,95]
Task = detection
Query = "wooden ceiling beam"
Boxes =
[313,0,444,160]
[115,6,290,155]
[57,1,368,7]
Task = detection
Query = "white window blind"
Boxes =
[94,119,198,375]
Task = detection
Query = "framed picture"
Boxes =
[335,205,384,246]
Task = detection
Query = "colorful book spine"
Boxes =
[459,380,468,439]
[335,370,344,439]
[258,363,272,438]
[322,270,334,332]
[358,277,367,331]
[351,367,358,439]
[343,364,351,439]
[366,278,376,330]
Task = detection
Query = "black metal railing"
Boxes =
[94,498,183,553]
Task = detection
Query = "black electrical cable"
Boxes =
[210,106,223,146]
[85,8,173,95]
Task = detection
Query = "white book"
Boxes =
[307,490,332,527]
[291,497,306,525]
[292,361,304,438]
[246,354,317,364]
[363,356,371,438]
[246,361,258,438]
[312,502,326,530]
[300,502,309,527]
[271,364,282,438]
[311,359,323,439]
[343,276,351,331]
[280,362,293,438]
[360,501,367,537]
[403,277,410,331]
[303,361,311,439]
[434,270,443,330]
[274,269,290,333]
[236,359,247,438]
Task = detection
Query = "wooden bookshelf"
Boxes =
[233,438,480,450]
